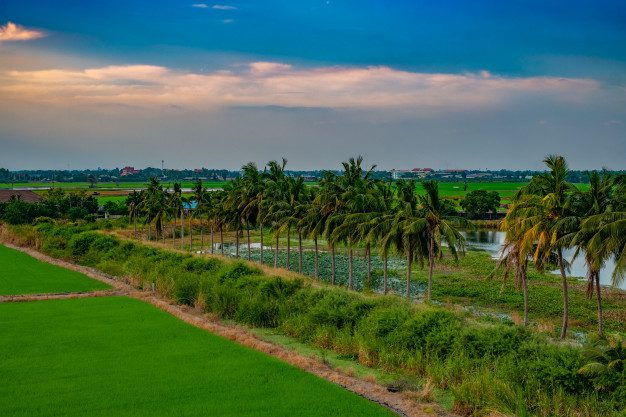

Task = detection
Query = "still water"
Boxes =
[462,230,623,290]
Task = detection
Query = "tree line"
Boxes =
[127,155,625,340]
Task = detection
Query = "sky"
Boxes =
[0,0,625,171]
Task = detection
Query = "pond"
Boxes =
[461,230,623,289]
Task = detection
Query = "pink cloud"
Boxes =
[0,61,600,111]
[0,22,46,42]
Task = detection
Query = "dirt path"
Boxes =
[0,289,127,303]
[0,241,452,417]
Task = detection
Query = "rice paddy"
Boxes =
[0,244,110,295]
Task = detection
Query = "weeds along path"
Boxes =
[0,240,450,417]
[0,289,126,303]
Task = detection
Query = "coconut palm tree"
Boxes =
[414,180,467,301]
[301,188,325,278]
[143,177,167,240]
[126,190,143,238]
[239,162,264,261]
[381,180,428,299]
[565,170,615,336]
[192,179,210,253]
[210,190,229,255]
[329,156,377,288]
[168,182,183,248]
[317,172,342,284]
[263,159,289,268]
[224,179,245,258]
[498,208,531,326]
[583,212,626,288]
[364,181,396,293]
[276,176,307,271]
[514,155,577,339]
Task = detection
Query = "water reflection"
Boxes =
[461,230,623,289]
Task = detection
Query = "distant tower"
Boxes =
[161,160,165,176]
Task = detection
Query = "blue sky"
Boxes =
[0,1,625,170]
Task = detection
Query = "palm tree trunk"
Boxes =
[133,216,137,238]
[210,224,214,254]
[235,229,240,258]
[427,236,435,301]
[180,211,185,250]
[595,271,604,337]
[557,248,569,340]
[172,218,176,247]
[246,224,251,261]
[406,249,412,299]
[220,227,224,255]
[314,236,319,278]
[348,247,353,290]
[286,227,291,270]
[148,222,152,241]
[200,220,204,253]
[366,243,372,289]
[274,233,279,268]
[383,253,388,294]
[331,246,336,285]
[260,222,264,264]
[298,232,303,273]
[189,218,193,252]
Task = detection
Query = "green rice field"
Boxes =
[0,244,110,295]
[0,296,395,417]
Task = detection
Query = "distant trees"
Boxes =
[460,190,501,219]
[87,174,98,189]
[0,189,98,224]
[0,197,53,224]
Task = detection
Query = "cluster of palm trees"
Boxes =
[501,155,625,338]
[126,154,625,338]
[127,157,467,300]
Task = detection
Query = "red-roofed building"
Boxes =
[120,166,140,176]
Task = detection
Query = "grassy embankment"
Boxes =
[3,220,623,416]
[122,224,625,336]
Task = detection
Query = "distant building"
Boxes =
[120,166,140,176]
[0,190,43,203]
[390,168,433,179]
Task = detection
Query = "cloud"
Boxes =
[212,5,237,10]
[221,19,234,24]
[191,3,209,8]
[0,22,45,42]
[0,61,600,112]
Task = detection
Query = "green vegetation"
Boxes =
[5,221,624,416]
[2,155,624,416]
[459,189,501,218]
[0,244,110,295]
[0,189,99,224]
[0,296,395,417]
